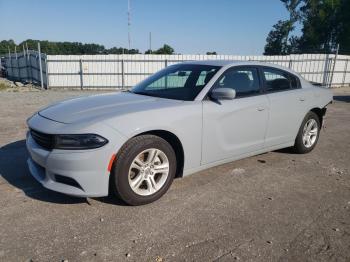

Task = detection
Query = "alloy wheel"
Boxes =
[128,148,170,196]
[302,119,318,148]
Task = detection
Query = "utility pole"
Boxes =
[127,0,131,50]
[149,32,152,53]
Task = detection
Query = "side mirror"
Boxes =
[210,88,236,100]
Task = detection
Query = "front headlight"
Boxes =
[55,134,108,150]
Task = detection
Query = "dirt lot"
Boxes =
[0,88,349,262]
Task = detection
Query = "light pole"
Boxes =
[149,32,152,53]
[128,0,131,50]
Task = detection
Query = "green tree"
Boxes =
[336,0,350,53]
[105,47,140,54]
[0,39,141,55]
[281,0,303,22]
[298,0,342,52]
[264,0,350,55]
[264,20,295,55]
[206,51,217,55]
[264,0,303,55]
[154,44,174,54]
[127,49,140,54]
[0,40,16,55]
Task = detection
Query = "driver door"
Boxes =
[201,66,269,165]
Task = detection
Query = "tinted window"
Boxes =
[131,64,221,101]
[213,67,260,97]
[263,68,299,92]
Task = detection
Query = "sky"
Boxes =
[0,0,290,55]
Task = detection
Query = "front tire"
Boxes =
[293,111,320,154]
[111,135,176,205]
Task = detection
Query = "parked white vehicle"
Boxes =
[26,61,333,205]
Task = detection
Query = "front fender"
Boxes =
[103,103,203,172]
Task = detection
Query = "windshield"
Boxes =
[131,64,221,101]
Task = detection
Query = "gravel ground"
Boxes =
[0,88,349,262]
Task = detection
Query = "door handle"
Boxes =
[299,98,306,102]
[257,107,265,111]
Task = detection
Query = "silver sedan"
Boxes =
[26,61,333,205]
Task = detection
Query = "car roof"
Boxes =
[181,60,244,66]
[180,60,300,76]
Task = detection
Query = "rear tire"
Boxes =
[111,135,176,206]
[293,111,320,154]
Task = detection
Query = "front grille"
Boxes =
[30,129,55,150]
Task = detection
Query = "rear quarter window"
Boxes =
[262,67,300,92]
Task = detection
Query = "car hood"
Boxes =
[38,92,180,124]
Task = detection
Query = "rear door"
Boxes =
[261,67,309,147]
[201,66,269,164]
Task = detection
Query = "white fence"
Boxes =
[3,53,350,89]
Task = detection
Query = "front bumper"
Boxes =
[27,132,111,197]
[26,114,127,197]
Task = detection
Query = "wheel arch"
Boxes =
[108,129,185,197]
[138,130,184,178]
[117,129,185,179]
[293,107,325,143]
[310,107,326,127]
